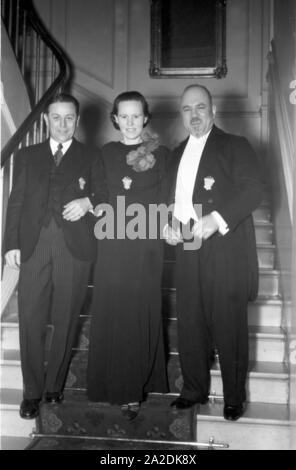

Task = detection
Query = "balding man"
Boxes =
[165,85,265,420]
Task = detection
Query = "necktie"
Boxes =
[53,143,63,166]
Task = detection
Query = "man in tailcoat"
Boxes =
[165,85,265,420]
[4,93,107,419]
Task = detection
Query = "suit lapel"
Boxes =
[31,140,53,179]
[169,138,189,204]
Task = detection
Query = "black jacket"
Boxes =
[168,125,266,300]
[4,138,108,262]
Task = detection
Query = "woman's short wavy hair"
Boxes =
[110,91,151,130]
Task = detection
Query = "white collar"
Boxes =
[187,128,212,146]
[49,138,73,155]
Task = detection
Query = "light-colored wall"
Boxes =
[1,20,31,149]
[34,0,270,151]
[272,0,296,449]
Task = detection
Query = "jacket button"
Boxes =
[208,198,213,203]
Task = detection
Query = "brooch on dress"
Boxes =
[122,176,132,190]
[126,132,159,172]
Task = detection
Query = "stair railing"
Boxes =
[1,0,72,314]
[1,0,72,169]
[267,40,295,222]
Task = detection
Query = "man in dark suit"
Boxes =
[164,85,265,420]
[4,93,107,419]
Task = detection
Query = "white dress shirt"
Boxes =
[174,131,211,224]
[49,138,94,213]
[173,130,229,235]
[49,138,72,156]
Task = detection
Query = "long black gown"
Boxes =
[87,141,169,405]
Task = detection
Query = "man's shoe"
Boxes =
[45,392,64,404]
[223,404,244,421]
[20,398,41,419]
[170,396,208,409]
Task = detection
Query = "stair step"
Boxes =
[248,326,286,362]
[1,322,53,351]
[37,390,197,444]
[162,264,280,296]
[162,292,283,327]
[0,389,36,438]
[2,293,283,353]
[246,297,282,327]
[162,321,286,363]
[0,436,32,451]
[165,243,275,269]
[72,317,285,362]
[0,349,22,389]
[254,222,274,244]
[1,290,19,323]
[166,356,289,403]
[2,316,285,363]
[195,402,290,450]
[64,350,288,404]
[253,205,272,223]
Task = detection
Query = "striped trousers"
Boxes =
[18,219,91,399]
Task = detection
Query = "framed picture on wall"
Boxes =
[150,0,227,79]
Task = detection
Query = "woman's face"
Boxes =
[114,100,147,144]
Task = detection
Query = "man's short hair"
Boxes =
[182,85,213,108]
[45,93,80,115]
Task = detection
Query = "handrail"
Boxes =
[268,40,294,222]
[1,0,72,167]
[1,0,72,313]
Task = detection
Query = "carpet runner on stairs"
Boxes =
[28,390,201,450]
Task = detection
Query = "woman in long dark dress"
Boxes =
[87,91,169,419]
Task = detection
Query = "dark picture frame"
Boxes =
[150,0,227,79]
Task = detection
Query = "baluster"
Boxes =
[39,112,44,143]
[52,54,57,83]
[1,0,6,21]
[33,120,38,144]
[35,34,41,104]
[9,154,14,195]
[8,0,13,38]
[21,10,27,76]
[26,131,30,147]
[14,0,20,59]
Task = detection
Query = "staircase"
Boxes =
[0,0,291,452]
[4,200,286,450]
[1,0,71,450]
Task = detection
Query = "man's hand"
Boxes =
[163,224,183,246]
[191,214,219,240]
[62,198,92,222]
[5,249,21,269]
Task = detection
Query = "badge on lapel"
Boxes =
[79,177,86,190]
[122,176,132,190]
[204,176,215,191]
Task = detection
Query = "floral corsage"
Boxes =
[126,133,159,172]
